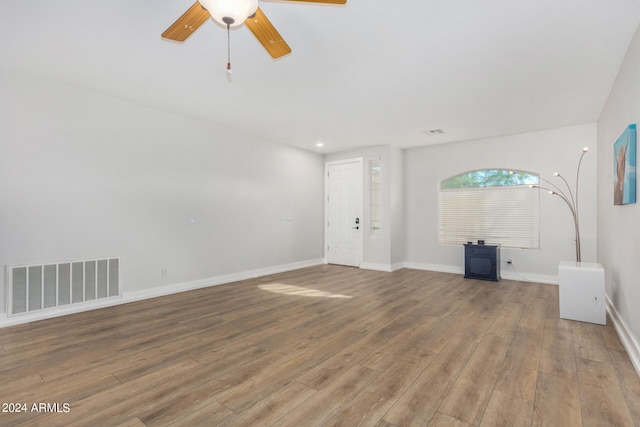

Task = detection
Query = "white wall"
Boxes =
[404,124,598,283]
[325,145,404,271]
[0,71,324,319]
[390,146,404,267]
[597,24,640,366]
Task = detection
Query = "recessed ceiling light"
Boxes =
[316,142,324,147]
[423,129,444,135]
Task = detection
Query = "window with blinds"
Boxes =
[439,170,540,248]
[369,159,381,237]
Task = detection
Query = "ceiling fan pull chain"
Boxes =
[226,23,232,75]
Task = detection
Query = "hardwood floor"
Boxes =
[1,265,639,426]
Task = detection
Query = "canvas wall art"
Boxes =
[613,124,636,205]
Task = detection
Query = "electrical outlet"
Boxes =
[161,268,167,278]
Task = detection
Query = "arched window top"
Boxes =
[440,169,539,189]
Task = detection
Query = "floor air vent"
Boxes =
[7,258,120,316]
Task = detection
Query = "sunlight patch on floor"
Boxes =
[258,283,352,299]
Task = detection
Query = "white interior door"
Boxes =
[325,159,363,267]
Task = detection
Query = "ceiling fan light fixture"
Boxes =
[198,0,258,28]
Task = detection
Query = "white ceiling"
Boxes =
[2,0,639,153]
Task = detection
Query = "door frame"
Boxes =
[324,158,364,267]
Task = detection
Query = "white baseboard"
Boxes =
[124,258,324,302]
[606,295,640,377]
[0,258,324,329]
[499,271,558,285]
[391,262,405,272]
[402,262,558,284]
[359,262,405,272]
[402,262,462,275]
[0,296,125,328]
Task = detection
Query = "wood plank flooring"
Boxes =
[1,265,639,426]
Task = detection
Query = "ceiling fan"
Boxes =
[162,0,347,59]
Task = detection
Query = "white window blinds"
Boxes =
[439,173,540,249]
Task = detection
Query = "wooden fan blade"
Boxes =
[245,7,292,59]
[161,1,210,42]
[279,0,346,4]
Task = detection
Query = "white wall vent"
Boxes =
[6,258,120,317]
